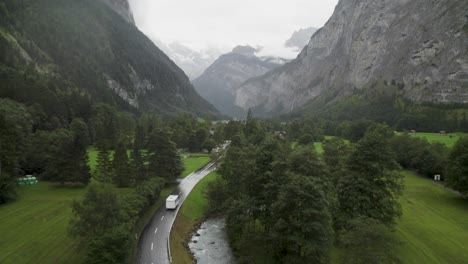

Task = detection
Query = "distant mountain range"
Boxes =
[150,39,223,80]
[192,45,288,118]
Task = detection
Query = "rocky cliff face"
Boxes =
[100,0,135,24]
[235,0,468,116]
[193,46,287,117]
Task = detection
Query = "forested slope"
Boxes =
[0,0,217,120]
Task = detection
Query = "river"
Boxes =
[188,218,236,264]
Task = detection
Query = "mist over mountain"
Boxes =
[0,0,217,117]
[150,39,223,80]
[235,0,468,126]
[285,27,318,51]
[193,45,288,118]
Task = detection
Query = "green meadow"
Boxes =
[402,132,466,148]
[395,171,468,263]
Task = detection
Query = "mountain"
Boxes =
[100,0,135,24]
[285,27,318,51]
[151,39,223,80]
[193,45,288,118]
[235,0,468,128]
[0,0,217,117]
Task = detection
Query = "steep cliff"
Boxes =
[0,0,217,117]
[100,0,135,24]
[235,0,468,117]
[193,46,287,117]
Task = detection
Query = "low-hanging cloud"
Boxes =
[129,0,338,58]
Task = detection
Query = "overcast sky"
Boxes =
[129,0,339,58]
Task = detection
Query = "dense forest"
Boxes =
[288,81,468,132]
[206,113,468,263]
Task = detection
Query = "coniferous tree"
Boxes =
[446,137,468,197]
[147,130,183,181]
[131,146,147,184]
[94,145,114,183]
[112,142,131,187]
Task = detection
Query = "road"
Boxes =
[135,160,218,264]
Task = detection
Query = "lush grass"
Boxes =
[180,153,211,178]
[170,172,219,264]
[0,182,134,264]
[0,183,87,264]
[395,171,468,263]
[399,132,466,148]
[291,142,324,154]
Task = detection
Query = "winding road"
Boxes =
[135,159,218,264]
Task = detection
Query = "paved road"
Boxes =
[135,160,218,264]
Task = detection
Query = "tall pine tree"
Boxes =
[94,145,114,183]
[147,129,183,181]
[112,142,131,187]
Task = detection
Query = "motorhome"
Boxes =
[166,195,180,210]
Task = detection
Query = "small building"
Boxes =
[439,131,447,135]
[410,130,416,134]
[434,174,441,181]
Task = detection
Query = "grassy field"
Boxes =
[401,132,466,148]
[170,172,219,264]
[181,153,211,178]
[0,183,133,264]
[0,183,87,264]
[395,171,468,263]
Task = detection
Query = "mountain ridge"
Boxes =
[0,0,217,117]
[234,0,468,118]
[193,45,287,117]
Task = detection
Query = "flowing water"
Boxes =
[188,218,236,264]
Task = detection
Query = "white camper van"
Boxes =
[166,195,180,210]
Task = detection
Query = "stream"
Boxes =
[188,218,236,264]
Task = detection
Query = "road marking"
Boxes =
[151,243,154,251]
[161,215,165,221]
[154,228,158,234]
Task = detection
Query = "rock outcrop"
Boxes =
[285,27,318,51]
[235,0,468,116]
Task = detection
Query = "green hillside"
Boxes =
[0,0,217,119]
